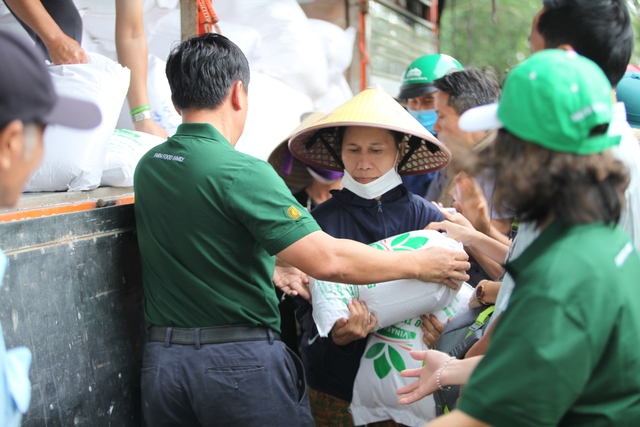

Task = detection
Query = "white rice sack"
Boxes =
[214,0,328,100]
[101,129,165,187]
[311,230,467,337]
[350,284,473,426]
[25,53,130,192]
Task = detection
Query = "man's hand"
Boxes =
[331,298,377,346]
[273,260,311,300]
[413,247,470,289]
[420,314,445,349]
[46,34,88,64]
[397,350,452,404]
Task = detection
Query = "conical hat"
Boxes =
[288,88,451,175]
[267,111,328,190]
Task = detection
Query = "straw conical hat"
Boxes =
[268,111,328,190]
[288,88,451,175]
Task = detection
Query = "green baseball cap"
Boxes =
[397,54,463,99]
[617,72,640,129]
[459,49,620,155]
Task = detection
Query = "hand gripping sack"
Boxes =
[24,53,130,192]
[310,230,468,337]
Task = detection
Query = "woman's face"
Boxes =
[341,126,399,183]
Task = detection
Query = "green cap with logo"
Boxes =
[459,49,620,154]
[397,54,463,99]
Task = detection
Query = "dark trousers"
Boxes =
[141,334,315,426]
[4,0,82,61]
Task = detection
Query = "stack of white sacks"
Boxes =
[0,0,355,190]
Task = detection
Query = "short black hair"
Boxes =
[165,33,250,111]
[433,68,500,116]
[538,0,633,87]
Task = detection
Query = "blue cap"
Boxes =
[617,72,640,129]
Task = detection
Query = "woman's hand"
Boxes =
[397,350,453,404]
[420,314,445,349]
[331,298,377,346]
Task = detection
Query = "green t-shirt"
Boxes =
[459,221,640,427]
[134,123,321,330]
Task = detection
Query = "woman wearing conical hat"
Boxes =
[289,87,452,426]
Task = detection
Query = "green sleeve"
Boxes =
[227,159,321,255]
[458,294,593,427]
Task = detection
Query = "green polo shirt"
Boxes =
[459,221,640,426]
[134,123,321,330]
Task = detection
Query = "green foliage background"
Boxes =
[438,0,640,79]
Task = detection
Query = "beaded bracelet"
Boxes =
[436,357,455,391]
[130,104,151,116]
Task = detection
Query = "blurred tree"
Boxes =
[438,0,640,78]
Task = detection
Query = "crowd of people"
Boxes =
[2,0,640,426]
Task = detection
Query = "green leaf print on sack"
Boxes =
[388,346,406,372]
[373,352,392,378]
[366,342,407,379]
[389,233,429,251]
[365,342,385,359]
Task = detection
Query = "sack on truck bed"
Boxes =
[24,53,130,192]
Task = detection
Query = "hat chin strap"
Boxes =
[311,127,345,170]
[398,135,421,171]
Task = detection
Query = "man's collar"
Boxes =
[174,122,230,145]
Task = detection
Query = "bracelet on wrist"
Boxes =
[131,109,152,123]
[475,280,490,306]
[130,104,151,116]
[436,356,455,391]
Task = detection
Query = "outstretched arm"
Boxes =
[397,350,483,405]
[277,230,471,289]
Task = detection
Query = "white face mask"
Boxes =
[341,165,403,199]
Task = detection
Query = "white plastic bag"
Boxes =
[350,284,473,426]
[310,230,468,337]
[235,72,313,161]
[214,0,328,100]
[101,129,165,187]
[24,52,130,192]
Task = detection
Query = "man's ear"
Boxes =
[230,80,246,111]
[0,120,23,171]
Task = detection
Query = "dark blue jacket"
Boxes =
[295,185,444,402]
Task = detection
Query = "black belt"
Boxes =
[147,325,280,345]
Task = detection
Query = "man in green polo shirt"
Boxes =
[134,33,471,426]
[397,50,640,426]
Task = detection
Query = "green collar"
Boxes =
[174,122,231,145]
[504,221,567,281]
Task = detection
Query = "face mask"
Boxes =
[341,161,403,200]
[408,109,438,135]
[306,166,343,185]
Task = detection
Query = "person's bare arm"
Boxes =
[397,350,483,404]
[276,230,470,288]
[115,0,167,138]
[4,0,87,64]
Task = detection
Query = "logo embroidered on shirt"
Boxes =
[287,206,302,220]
